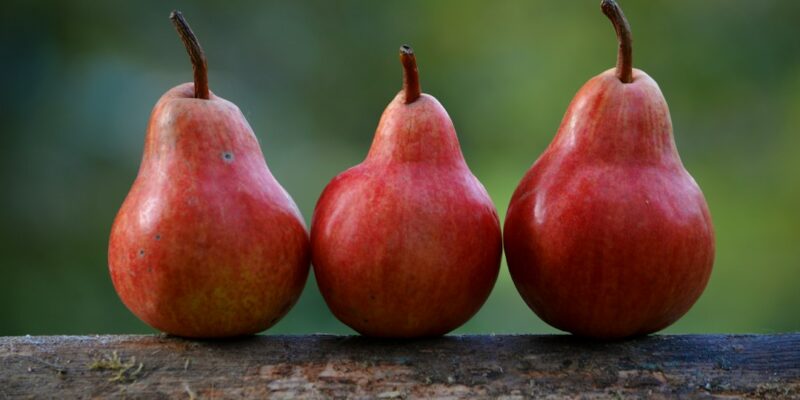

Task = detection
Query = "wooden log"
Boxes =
[1,334,798,399]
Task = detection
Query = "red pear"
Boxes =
[504,0,714,339]
[108,11,309,338]
[311,46,502,338]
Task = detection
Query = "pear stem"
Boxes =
[170,10,209,99]
[400,45,421,104]
[601,0,633,84]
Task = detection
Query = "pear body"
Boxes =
[311,93,502,338]
[504,69,714,339]
[109,83,310,338]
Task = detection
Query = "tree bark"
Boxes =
[1,334,798,399]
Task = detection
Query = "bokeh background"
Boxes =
[1,0,798,335]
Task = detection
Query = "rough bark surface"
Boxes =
[0,334,798,399]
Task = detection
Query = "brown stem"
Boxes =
[601,0,633,83]
[170,10,209,99]
[399,45,421,104]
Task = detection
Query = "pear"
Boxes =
[311,46,502,338]
[108,11,309,338]
[504,0,714,339]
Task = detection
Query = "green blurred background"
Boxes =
[1,0,798,335]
